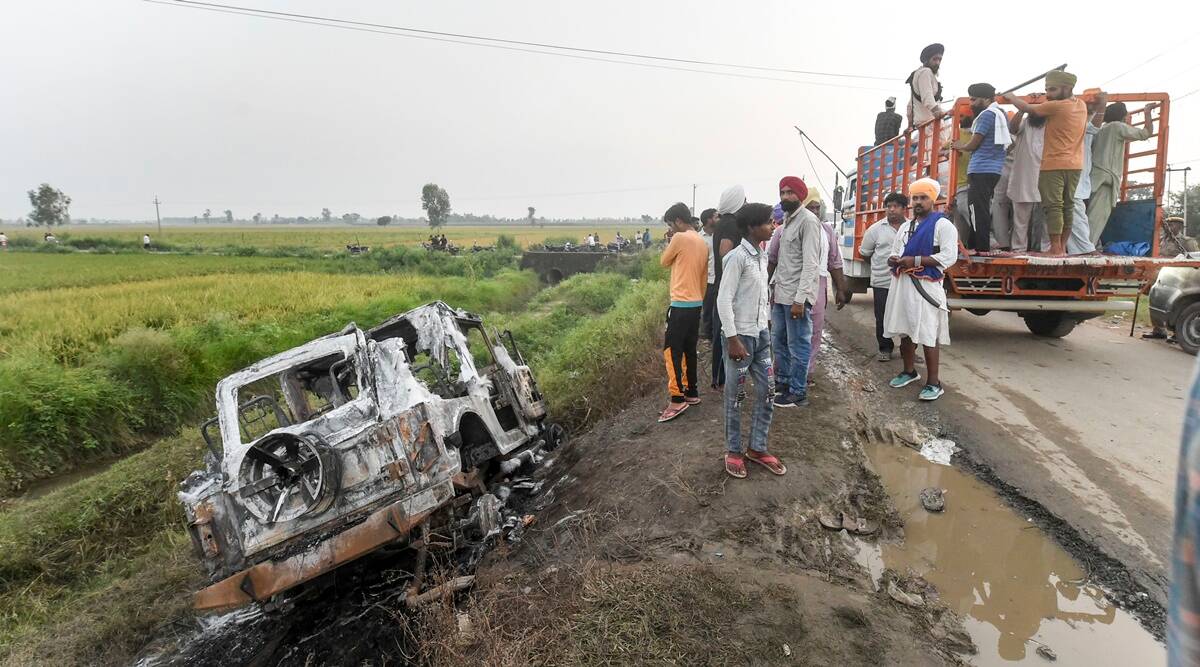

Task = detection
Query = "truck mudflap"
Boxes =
[194,499,435,611]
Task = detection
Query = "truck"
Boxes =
[178,301,563,611]
[839,89,1198,338]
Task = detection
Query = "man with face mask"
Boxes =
[943,83,1011,252]
[1006,70,1088,256]
[906,44,945,130]
[884,178,959,402]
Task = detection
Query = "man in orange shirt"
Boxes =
[658,202,709,422]
[1006,70,1087,256]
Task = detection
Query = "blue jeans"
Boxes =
[724,329,775,453]
[770,302,812,399]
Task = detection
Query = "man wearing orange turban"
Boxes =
[882,177,959,401]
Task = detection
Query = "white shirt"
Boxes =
[701,230,716,284]
[860,219,903,289]
[143,235,151,244]
[883,215,959,348]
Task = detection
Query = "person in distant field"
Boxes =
[1168,355,1200,667]
[699,208,719,341]
[906,43,945,130]
[770,176,822,408]
[615,231,626,247]
[875,97,903,145]
[593,231,601,245]
[884,178,958,401]
[717,203,785,480]
[1005,70,1087,256]
[709,185,747,390]
[143,233,151,250]
[586,233,596,248]
[44,232,57,244]
[859,192,908,361]
[943,83,1010,253]
[0,231,9,251]
[802,192,849,379]
[642,228,652,248]
[657,202,708,423]
[1088,101,1157,245]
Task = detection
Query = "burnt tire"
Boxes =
[1023,312,1076,338]
[1176,302,1200,355]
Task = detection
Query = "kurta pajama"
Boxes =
[883,216,959,348]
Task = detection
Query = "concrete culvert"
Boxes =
[543,268,564,284]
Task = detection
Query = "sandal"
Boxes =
[841,512,878,536]
[745,451,786,475]
[818,512,843,530]
[724,453,747,479]
[658,402,689,423]
[685,395,702,405]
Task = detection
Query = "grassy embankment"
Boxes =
[0,255,668,665]
[1,223,648,253]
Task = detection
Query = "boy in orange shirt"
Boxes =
[658,202,709,422]
[1006,70,1087,256]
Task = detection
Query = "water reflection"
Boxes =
[865,442,1161,664]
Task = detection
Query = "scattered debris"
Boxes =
[918,438,958,466]
[782,643,792,657]
[404,575,476,608]
[919,487,945,513]
[887,580,925,608]
[1036,645,1058,661]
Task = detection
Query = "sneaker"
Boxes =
[888,371,921,389]
[876,351,892,362]
[774,384,790,398]
[918,384,945,401]
[773,393,809,408]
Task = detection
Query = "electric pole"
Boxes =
[1168,166,1193,231]
[153,196,162,236]
[692,184,697,214]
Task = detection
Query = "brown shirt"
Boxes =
[1037,97,1087,171]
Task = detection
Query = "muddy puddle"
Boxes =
[860,439,1163,665]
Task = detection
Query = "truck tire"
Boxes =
[1176,302,1200,355]
[1022,312,1076,338]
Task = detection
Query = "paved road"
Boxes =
[828,298,1195,603]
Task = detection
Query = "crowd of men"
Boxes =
[657,172,953,479]
[874,43,1161,258]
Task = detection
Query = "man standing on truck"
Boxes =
[906,44,944,130]
[884,178,958,401]
[718,203,786,480]
[1004,70,1087,256]
[770,176,822,408]
[876,97,903,145]
[1006,109,1049,252]
[860,192,908,361]
[657,203,708,422]
[1088,101,1157,245]
[943,83,1010,253]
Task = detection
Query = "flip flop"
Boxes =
[841,512,878,536]
[657,402,689,423]
[745,451,786,475]
[818,512,843,530]
[724,453,747,479]
[685,396,702,405]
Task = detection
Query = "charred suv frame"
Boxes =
[178,301,560,610]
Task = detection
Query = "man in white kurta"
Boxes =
[883,178,959,401]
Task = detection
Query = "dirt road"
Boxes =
[829,299,1193,606]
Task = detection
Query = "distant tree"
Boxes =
[640,214,653,224]
[224,209,233,223]
[272,214,280,223]
[527,206,536,226]
[321,207,332,222]
[252,212,262,223]
[27,183,71,227]
[297,216,308,223]
[192,216,198,225]
[1169,184,1200,237]
[377,215,392,226]
[421,183,452,229]
[202,208,211,223]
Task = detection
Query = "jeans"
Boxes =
[1038,169,1082,235]
[872,287,893,352]
[770,302,812,399]
[724,329,775,454]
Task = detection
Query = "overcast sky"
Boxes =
[2,0,1198,221]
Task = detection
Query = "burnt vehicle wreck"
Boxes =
[178,301,562,611]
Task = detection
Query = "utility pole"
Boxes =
[1168,166,1193,230]
[692,184,697,214]
[153,196,162,236]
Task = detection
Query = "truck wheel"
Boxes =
[1023,312,1076,338]
[966,308,990,316]
[1176,302,1200,355]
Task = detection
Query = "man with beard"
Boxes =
[708,186,747,389]
[906,44,945,130]
[943,82,1010,253]
[884,178,959,402]
[1005,70,1088,256]
[770,176,822,408]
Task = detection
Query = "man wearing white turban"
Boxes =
[883,177,959,401]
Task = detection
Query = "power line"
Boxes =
[1101,32,1200,86]
[163,0,894,82]
[142,0,895,92]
